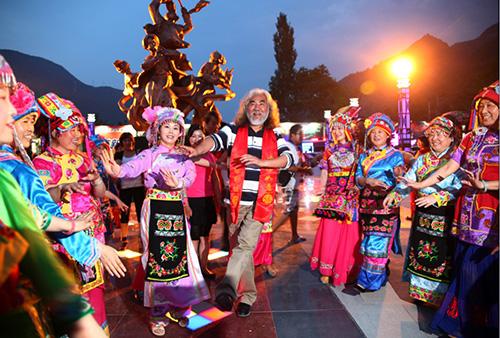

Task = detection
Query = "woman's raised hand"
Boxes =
[160,168,179,188]
[99,147,121,178]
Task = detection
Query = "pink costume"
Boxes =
[33,147,108,331]
[118,145,209,313]
[311,143,362,285]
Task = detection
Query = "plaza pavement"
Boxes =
[105,176,438,337]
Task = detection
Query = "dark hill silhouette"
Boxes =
[2,24,497,125]
[338,24,499,122]
[0,49,126,125]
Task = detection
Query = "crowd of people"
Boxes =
[0,51,497,338]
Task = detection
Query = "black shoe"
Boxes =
[289,236,306,245]
[215,293,234,311]
[236,303,251,318]
[354,284,375,293]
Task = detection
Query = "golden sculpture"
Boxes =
[114,0,229,130]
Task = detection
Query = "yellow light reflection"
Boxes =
[360,80,376,95]
[117,249,142,259]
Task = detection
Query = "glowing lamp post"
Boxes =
[323,110,331,142]
[87,113,96,136]
[391,58,413,151]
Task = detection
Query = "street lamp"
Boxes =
[391,57,413,151]
[323,110,331,142]
[87,113,96,136]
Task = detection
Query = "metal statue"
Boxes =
[114,0,234,130]
[174,51,235,124]
[113,60,149,130]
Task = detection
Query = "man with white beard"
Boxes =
[183,88,293,317]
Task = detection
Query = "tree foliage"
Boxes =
[269,13,345,122]
[293,65,344,122]
[269,13,297,121]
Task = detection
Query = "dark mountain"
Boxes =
[2,24,498,125]
[338,24,499,123]
[0,49,127,125]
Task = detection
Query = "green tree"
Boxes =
[269,13,297,121]
[293,65,344,122]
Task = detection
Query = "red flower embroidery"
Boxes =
[446,297,459,319]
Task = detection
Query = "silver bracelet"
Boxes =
[481,180,488,192]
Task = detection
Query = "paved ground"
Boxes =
[104,177,439,337]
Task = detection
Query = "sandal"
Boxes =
[149,321,167,336]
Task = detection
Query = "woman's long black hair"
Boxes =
[184,124,204,146]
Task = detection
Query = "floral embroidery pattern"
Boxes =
[160,240,179,262]
[361,213,397,236]
[148,252,187,278]
[408,284,444,306]
[446,297,459,319]
[416,212,446,237]
[417,240,438,262]
[407,249,449,280]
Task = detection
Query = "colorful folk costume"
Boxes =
[0,84,100,268]
[32,93,109,333]
[89,135,117,240]
[117,107,209,325]
[388,116,461,306]
[432,82,499,338]
[0,56,93,337]
[311,105,362,286]
[0,169,94,338]
[211,122,293,308]
[355,113,404,291]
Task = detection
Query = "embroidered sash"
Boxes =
[361,147,393,177]
[229,127,278,224]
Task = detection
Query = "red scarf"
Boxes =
[230,126,278,224]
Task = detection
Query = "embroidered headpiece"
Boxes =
[329,105,360,142]
[0,54,16,88]
[469,80,499,130]
[425,116,455,137]
[37,93,87,133]
[9,82,40,121]
[364,112,395,136]
[142,106,185,145]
